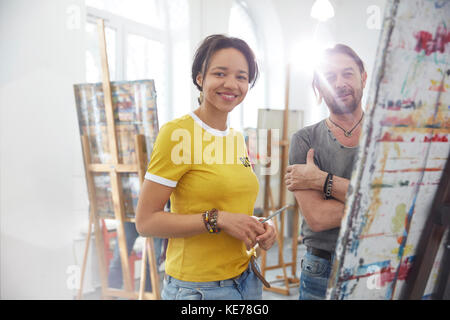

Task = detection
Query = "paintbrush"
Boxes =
[260,205,290,223]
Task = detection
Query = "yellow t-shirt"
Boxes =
[145,112,259,282]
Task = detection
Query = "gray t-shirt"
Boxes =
[289,119,358,253]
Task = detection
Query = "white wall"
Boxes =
[188,0,234,110]
[0,0,87,299]
[188,0,286,114]
[245,0,286,109]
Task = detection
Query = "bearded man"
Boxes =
[285,44,367,300]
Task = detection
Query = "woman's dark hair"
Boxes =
[191,34,259,92]
[312,44,365,102]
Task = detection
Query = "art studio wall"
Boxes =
[0,0,86,299]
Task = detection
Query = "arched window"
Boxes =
[228,0,266,131]
[85,0,190,126]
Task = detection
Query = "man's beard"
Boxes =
[324,87,361,115]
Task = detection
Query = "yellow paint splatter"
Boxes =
[392,203,406,234]
[363,143,389,235]
[394,143,401,157]
[392,245,413,256]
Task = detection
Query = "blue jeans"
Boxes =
[299,251,334,300]
[162,263,262,300]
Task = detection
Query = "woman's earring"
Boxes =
[198,91,204,105]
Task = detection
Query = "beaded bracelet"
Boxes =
[202,208,221,234]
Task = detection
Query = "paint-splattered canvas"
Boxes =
[74,80,159,219]
[328,0,450,299]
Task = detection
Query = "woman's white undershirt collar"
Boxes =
[188,111,230,137]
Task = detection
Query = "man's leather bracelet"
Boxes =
[323,173,333,200]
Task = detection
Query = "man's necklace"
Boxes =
[328,113,364,137]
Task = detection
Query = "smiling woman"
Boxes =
[135,34,277,300]
[194,48,250,125]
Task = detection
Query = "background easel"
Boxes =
[77,19,160,300]
[259,64,300,295]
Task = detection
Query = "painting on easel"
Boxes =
[248,109,304,211]
[328,0,449,299]
[74,79,159,219]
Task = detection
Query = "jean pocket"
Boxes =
[176,287,204,300]
[162,277,179,300]
[301,257,327,277]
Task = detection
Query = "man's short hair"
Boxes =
[312,44,365,102]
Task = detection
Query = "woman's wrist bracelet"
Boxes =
[202,208,221,234]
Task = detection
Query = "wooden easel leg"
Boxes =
[138,237,161,300]
[291,206,300,278]
[93,215,110,299]
[147,237,161,300]
[274,216,290,292]
[138,237,148,300]
[77,206,94,300]
[115,219,133,292]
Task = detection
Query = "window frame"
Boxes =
[228,0,268,130]
[85,2,174,124]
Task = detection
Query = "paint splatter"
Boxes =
[371,183,394,188]
[378,132,404,142]
[429,79,449,92]
[424,133,448,142]
[381,167,442,173]
[399,180,409,186]
[383,99,420,110]
[380,115,414,127]
[414,24,450,55]
[392,245,414,256]
[340,256,414,288]
[392,203,407,234]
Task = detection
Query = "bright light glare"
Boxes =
[310,0,335,22]
[290,40,333,75]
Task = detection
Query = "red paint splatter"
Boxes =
[380,115,414,127]
[378,258,413,287]
[414,24,450,55]
[378,132,404,142]
[424,134,448,142]
[359,232,385,240]
[342,257,413,287]
[383,167,442,173]
[428,81,447,92]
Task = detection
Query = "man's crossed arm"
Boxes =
[285,148,350,232]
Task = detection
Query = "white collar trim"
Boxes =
[188,111,230,137]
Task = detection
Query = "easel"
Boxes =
[260,65,300,295]
[401,152,450,299]
[77,19,160,300]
